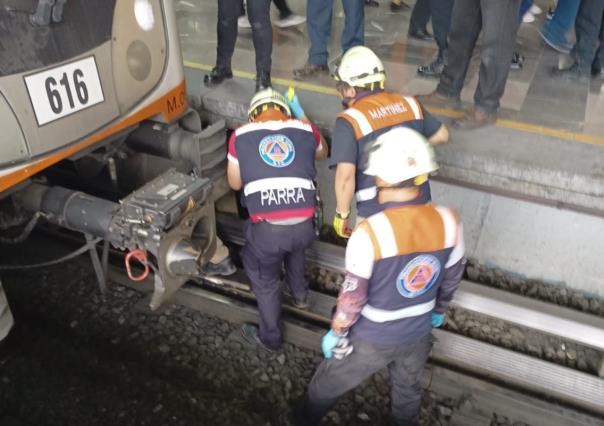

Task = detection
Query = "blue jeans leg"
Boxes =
[541,0,581,43]
[341,0,365,53]
[307,0,333,65]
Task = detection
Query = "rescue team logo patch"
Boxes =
[396,255,441,298]
[259,134,295,168]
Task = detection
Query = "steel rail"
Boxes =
[217,213,604,353]
[108,265,604,418]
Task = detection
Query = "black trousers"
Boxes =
[572,0,604,74]
[436,0,521,113]
[216,0,272,74]
[409,0,454,54]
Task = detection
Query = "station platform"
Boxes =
[177,0,604,216]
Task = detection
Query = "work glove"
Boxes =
[284,87,305,119]
[321,330,340,358]
[431,312,445,328]
[332,210,352,239]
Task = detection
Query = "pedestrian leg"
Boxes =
[216,0,243,70]
[409,0,431,35]
[341,0,365,53]
[307,0,334,65]
[437,0,483,98]
[247,0,273,75]
[572,0,604,74]
[283,222,315,305]
[473,0,521,113]
[591,14,604,74]
[273,0,293,19]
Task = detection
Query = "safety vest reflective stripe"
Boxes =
[367,212,398,258]
[361,299,436,323]
[403,96,422,120]
[243,177,315,196]
[355,186,377,201]
[344,108,373,136]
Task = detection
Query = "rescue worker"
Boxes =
[330,46,449,238]
[227,88,328,351]
[294,128,465,425]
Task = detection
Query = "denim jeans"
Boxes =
[217,0,272,74]
[437,0,521,113]
[307,0,364,65]
[540,0,581,44]
[298,333,434,426]
[572,0,604,73]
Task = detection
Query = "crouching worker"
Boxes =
[294,128,464,425]
[227,88,327,351]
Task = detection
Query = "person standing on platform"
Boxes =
[553,0,604,79]
[539,0,581,54]
[227,89,327,351]
[329,46,448,239]
[412,0,455,78]
[204,0,272,91]
[238,0,306,29]
[293,128,465,426]
[419,0,521,129]
[293,0,364,80]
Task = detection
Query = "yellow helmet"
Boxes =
[364,127,438,185]
[248,88,291,119]
[333,46,386,88]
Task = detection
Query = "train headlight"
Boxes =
[134,0,155,31]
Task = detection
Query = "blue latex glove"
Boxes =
[284,89,305,119]
[321,330,340,358]
[431,313,445,328]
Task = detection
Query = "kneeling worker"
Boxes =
[227,88,327,351]
[295,128,465,425]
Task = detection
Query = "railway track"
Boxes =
[23,223,604,424]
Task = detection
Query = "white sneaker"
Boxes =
[274,14,306,28]
[522,12,535,23]
[530,4,542,15]
[238,15,251,29]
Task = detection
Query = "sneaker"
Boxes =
[417,56,446,78]
[510,52,525,69]
[274,13,306,28]
[546,6,555,20]
[202,257,237,276]
[238,15,251,29]
[293,63,329,80]
[522,12,535,23]
[241,323,280,352]
[530,4,542,15]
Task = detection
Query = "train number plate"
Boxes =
[24,56,104,126]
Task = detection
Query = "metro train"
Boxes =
[0,0,229,339]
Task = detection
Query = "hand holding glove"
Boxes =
[284,87,305,119]
[333,210,352,238]
[431,312,445,328]
[321,330,353,359]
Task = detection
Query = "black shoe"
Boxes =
[418,57,446,78]
[241,323,280,352]
[293,63,329,80]
[203,67,233,87]
[408,28,434,42]
[255,71,271,91]
[364,0,379,6]
[390,1,409,11]
[202,257,237,276]
[592,67,604,78]
[510,52,525,70]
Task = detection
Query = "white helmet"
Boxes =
[248,88,291,119]
[333,46,385,87]
[364,127,438,185]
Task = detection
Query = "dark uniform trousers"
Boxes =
[409,0,454,55]
[437,0,521,113]
[242,219,315,349]
[216,0,272,74]
[298,333,434,426]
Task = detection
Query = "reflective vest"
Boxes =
[232,120,317,223]
[350,204,461,344]
[338,92,431,217]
